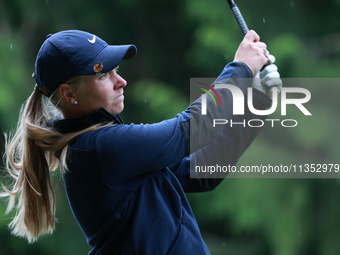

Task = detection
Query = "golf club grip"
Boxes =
[231,6,249,36]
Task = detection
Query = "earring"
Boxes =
[74,100,78,105]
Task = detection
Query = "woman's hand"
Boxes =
[233,30,270,76]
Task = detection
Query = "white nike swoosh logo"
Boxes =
[88,35,96,44]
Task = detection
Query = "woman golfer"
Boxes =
[2,29,280,254]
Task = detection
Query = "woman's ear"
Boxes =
[58,84,77,105]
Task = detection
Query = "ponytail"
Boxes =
[2,84,108,243]
[2,86,56,242]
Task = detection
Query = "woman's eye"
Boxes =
[100,73,109,79]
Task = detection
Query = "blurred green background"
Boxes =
[1,0,340,254]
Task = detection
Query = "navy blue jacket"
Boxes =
[52,62,271,254]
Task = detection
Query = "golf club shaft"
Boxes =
[227,0,275,64]
[227,0,249,36]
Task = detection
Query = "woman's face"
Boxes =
[75,66,127,117]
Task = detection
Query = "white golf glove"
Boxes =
[251,55,282,98]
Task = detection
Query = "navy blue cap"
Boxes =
[33,30,137,97]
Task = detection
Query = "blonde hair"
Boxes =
[1,78,108,243]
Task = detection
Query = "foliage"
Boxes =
[1,0,340,254]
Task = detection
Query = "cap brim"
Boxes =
[78,44,137,75]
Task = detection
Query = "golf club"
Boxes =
[227,0,249,36]
[227,0,275,64]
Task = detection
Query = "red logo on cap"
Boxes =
[93,63,103,73]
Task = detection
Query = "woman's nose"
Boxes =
[114,73,127,89]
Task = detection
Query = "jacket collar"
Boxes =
[48,107,123,134]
